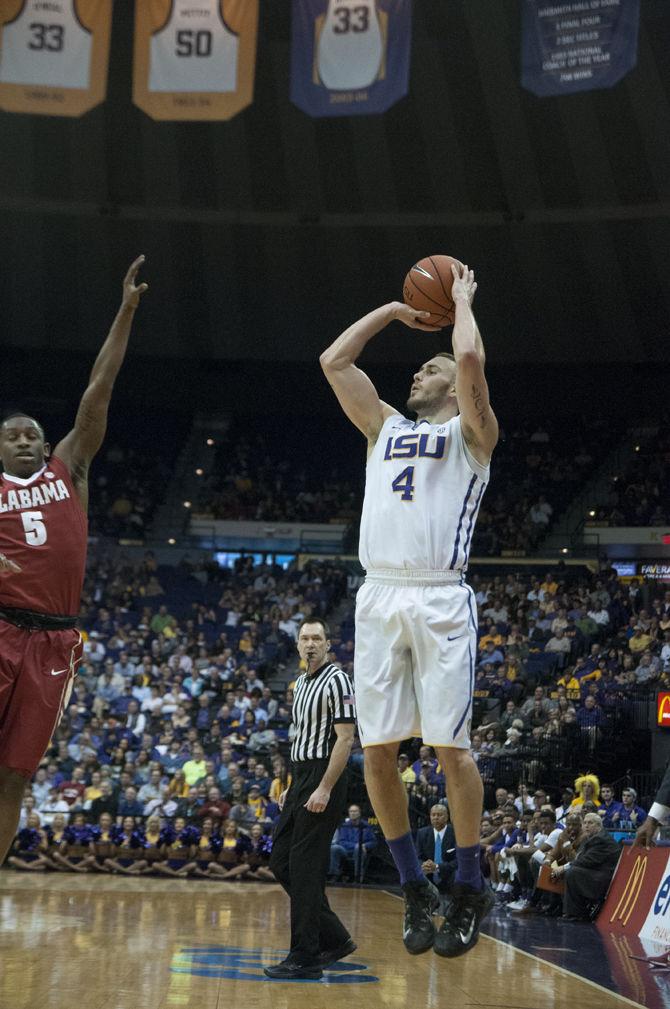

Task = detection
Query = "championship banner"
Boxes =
[290,0,411,118]
[133,0,258,121]
[0,0,111,116]
[521,0,640,97]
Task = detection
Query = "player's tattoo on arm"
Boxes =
[471,384,487,429]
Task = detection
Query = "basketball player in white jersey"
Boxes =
[320,263,497,959]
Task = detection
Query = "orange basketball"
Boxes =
[403,254,463,328]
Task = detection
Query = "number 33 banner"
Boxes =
[133,0,258,121]
[291,0,412,117]
[0,0,112,116]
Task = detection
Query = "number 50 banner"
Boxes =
[0,0,111,116]
[291,0,412,117]
[133,0,258,121]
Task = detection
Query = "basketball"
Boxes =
[403,254,464,328]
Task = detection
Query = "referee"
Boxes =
[265,617,358,980]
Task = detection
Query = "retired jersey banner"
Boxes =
[291,0,411,117]
[133,0,258,121]
[522,0,640,97]
[0,0,111,116]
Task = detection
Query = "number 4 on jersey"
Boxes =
[392,466,415,502]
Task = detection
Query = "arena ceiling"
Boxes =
[1,0,669,365]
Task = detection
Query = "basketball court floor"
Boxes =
[0,873,659,1009]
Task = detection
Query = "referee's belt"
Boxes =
[0,605,77,631]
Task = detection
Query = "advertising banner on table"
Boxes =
[658,693,670,728]
[291,0,411,117]
[639,858,670,946]
[0,0,111,116]
[521,0,640,97]
[133,0,258,121]
[598,846,670,938]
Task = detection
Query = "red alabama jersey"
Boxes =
[0,455,88,616]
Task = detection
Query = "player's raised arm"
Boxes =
[54,257,148,493]
[320,302,437,443]
[450,264,498,465]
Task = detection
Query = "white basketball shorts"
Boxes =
[354,569,477,749]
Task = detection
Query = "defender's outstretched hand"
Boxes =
[123,256,149,309]
[392,301,443,332]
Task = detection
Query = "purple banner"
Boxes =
[291,0,411,117]
[522,0,640,97]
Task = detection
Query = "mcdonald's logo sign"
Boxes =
[610,854,648,925]
[658,693,670,726]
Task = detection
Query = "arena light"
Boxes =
[206,438,215,446]
[561,547,569,554]
[588,510,596,517]
[183,501,192,509]
[195,468,203,476]
[635,445,640,452]
[167,538,176,545]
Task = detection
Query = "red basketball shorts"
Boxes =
[0,621,83,778]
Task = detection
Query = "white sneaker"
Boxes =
[502,883,513,893]
[495,881,505,892]
[509,899,530,913]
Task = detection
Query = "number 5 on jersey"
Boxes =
[392,467,415,502]
[22,511,47,546]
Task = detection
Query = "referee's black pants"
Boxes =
[269,759,351,964]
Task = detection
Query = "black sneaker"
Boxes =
[263,959,323,980]
[402,878,440,954]
[434,883,495,958]
[316,937,357,968]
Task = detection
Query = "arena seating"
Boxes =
[195,415,618,556]
[10,553,667,886]
[591,422,669,526]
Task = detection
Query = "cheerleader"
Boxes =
[8,813,49,871]
[207,819,251,880]
[244,822,275,881]
[52,813,96,873]
[138,815,165,874]
[181,817,221,877]
[90,812,115,872]
[154,817,197,877]
[43,813,69,871]
[103,817,148,875]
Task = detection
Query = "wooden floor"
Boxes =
[0,873,637,1009]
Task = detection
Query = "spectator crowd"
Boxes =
[7,553,666,923]
[195,417,619,557]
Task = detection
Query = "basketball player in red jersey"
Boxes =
[0,256,148,866]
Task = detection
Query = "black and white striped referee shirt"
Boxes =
[290,662,356,763]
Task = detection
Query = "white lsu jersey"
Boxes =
[0,0,92,88]
[359,414,489,574]
[149,1,238,94]
[317,0,384,91]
